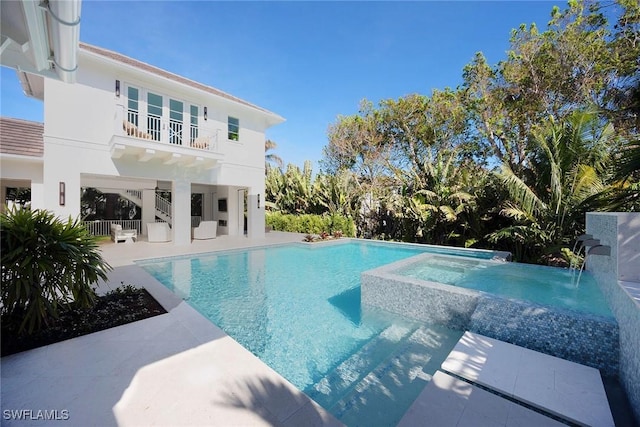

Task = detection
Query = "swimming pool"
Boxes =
[136,240,614,424]
[395,254,613,317]
[137,241,489,425]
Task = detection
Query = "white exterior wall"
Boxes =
[0,158,44,210]
[38,49,279,241]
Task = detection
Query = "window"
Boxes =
[190,105,199,143]
[147,92,163,141]
[218,198,228,212]
[169,99,184,145]
[228,116,239,141]
[126,87,139,127]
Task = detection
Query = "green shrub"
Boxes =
[1,208,112,334]
[266,212,356,237]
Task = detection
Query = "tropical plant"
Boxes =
[1,208,111,334]
[265,139,284,171]
[488,111,616,261]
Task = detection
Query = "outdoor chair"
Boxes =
[193,220,217,240]
[147,222,172,242]
[111,223,137,244]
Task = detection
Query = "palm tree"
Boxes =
[265,139,283,171]
[488,110,615,262]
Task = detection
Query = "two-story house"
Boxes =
[2,35,284,245]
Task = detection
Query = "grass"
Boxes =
[1,285,166,357]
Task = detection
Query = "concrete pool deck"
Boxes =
[1,232,343,426]
[0,233,625,425]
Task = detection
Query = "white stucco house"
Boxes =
[1,1,284,245]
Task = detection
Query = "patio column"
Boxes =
[30,178,45,211]
[141,189,155,235]
[247,193,265,239]
[171,179,191,245]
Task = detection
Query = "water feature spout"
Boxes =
[571,234,593,255]
[588,245,611,256]
[570,237,600,280]
[574,244,612,287]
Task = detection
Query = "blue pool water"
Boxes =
[137,241,470,425]
[137,241,612,425]
[139,242,427,387]
[396,255,613,317]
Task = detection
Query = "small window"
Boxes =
[218,198,228,212]
[228,116,239,141]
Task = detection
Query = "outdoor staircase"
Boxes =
[100,188,172,225]
[305,322,463,426]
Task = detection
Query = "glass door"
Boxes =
[147,92,163,141]
[190,105,199,144]
[126,87,139,127]
[169,99,184,145]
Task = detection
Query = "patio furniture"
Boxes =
[111,224,137,244]
[193,220,217,240]
[147,222,172,242]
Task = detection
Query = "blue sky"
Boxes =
[1,1,558,170]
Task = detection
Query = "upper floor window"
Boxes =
[190,105,199,143]
[228,116,239,141]
[126,87,139,126]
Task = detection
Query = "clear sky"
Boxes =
[1,1,558,171]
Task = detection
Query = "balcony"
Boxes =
[109,106,223,168]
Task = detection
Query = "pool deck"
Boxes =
[0,233,618,426]
[2,232,342,426]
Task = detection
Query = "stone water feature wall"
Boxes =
[586,212,640,422]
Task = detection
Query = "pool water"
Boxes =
[137,241,612,425]
[138,242,468,425]
[396,255,613,318]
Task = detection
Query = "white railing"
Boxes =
[82,220,142,236]
[127,109,139,128]
[156,194,171,217]
[169,118,183,145]
[125,189,142,200]
[116,105,220,153]
[190,125,198,144]
[147,114,162,141]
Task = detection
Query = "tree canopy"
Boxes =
[267,0,639,264]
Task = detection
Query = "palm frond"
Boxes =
[497,164,546,217]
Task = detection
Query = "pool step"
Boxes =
[305,322,418,410]
[331,324,463,427]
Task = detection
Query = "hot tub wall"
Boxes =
[361,256,619,376]
[586,212,640,421]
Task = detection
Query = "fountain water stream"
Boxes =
[574,244,612,287]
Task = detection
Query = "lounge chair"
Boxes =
[111,224,137,244]
[147,222,172,242]
[193,220,217,240]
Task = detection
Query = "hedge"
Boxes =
[266,212,356,237]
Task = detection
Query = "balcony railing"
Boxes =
[116,105,219,152]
